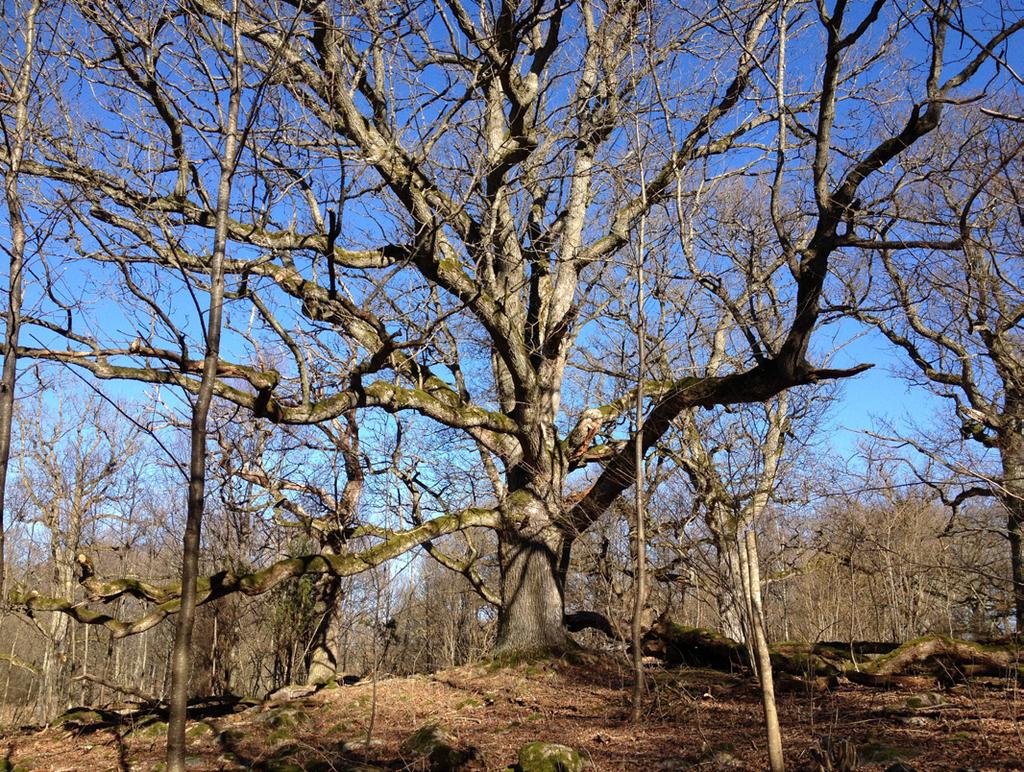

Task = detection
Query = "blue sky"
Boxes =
[820,321,944,456]
[4,0,1020,521]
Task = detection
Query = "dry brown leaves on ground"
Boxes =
[2,651,1023,770]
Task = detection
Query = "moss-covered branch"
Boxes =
[0,651,40,674]
[849,635,1023,685]
[9,506,502,639]
[18,345,517,452]
[640,626,1024,687]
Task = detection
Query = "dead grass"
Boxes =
[2,651,1024,770]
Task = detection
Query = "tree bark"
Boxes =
[495,524,568,653]
[716,534,748,643]
[744,531,784,772]
[165,15,243,769]
[305,576,344,685]
[46,544,78,716]
[1001,432,1024,633]
[0,0,39,597]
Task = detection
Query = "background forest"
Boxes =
[0,0,1022,768]
[0,384,1013,724]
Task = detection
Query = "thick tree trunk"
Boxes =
[1002,438,1024,633]
[47,551,76,716]
[305,576,344,685]
[717,537,747,642]
[1008,504,1023,633]
[495,525,568,653]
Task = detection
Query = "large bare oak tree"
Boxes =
[5,0,1022,658]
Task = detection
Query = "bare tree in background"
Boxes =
[219,411,368,685]
[848,113,1024,630]
[13,387,142,717]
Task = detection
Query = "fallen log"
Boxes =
[855,635,1022,686]
[866,635,1013,675]
[844,671,938,689]
[641,623,872,675]
[639,624,1023,687]
[642,622,748,671]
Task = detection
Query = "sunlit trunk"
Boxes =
[717,538,748,643]
[305,576,344,684]
[0,0,38,597]
[495,522,568,653]
[1002,432,1024,633]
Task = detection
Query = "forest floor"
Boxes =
[1,650,1024,771]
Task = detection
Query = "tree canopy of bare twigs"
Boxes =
[2,0,1021,665]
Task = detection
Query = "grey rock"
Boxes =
[267,684,318,701]
[402,724,480,770]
